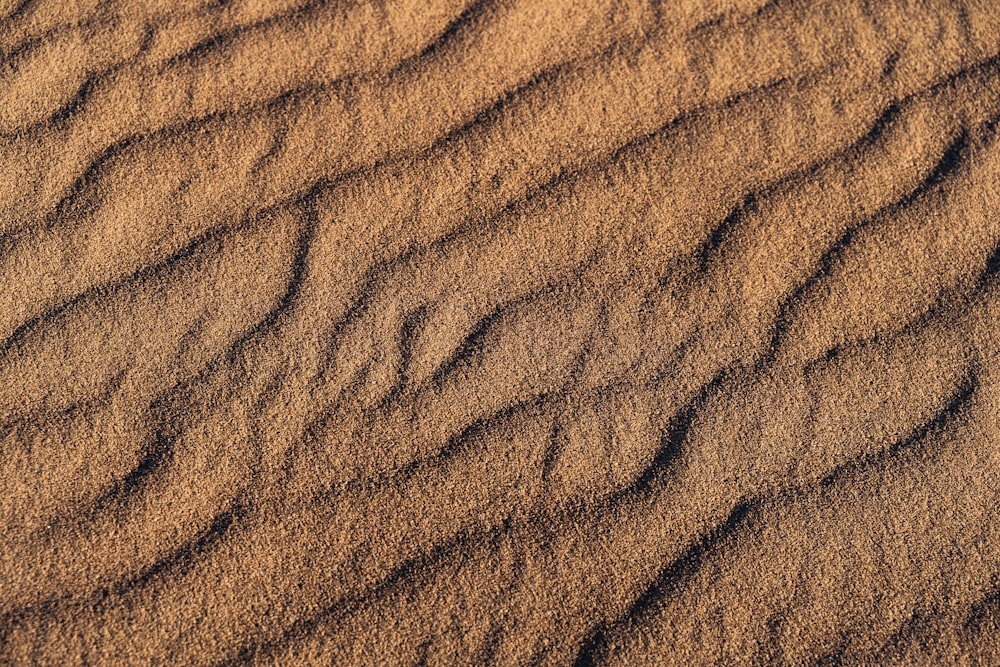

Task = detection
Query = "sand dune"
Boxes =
[1,0,1000,664]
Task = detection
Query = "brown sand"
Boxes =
[1,0,1000,664]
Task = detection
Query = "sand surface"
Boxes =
[2,0,1000,664]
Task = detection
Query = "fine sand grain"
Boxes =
[2,0,1000,664]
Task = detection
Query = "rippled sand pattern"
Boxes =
[2,0,1000,664]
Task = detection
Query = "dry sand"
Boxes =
[1,0,1000,664]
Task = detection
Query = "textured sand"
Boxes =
[2,0,1000,664]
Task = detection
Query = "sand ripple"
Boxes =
[1,0,1000,664]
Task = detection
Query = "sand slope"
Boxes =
[1,0,1000,664]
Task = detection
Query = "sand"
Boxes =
[1,0,999,664]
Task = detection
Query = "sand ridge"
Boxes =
[1,0,1000,664]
